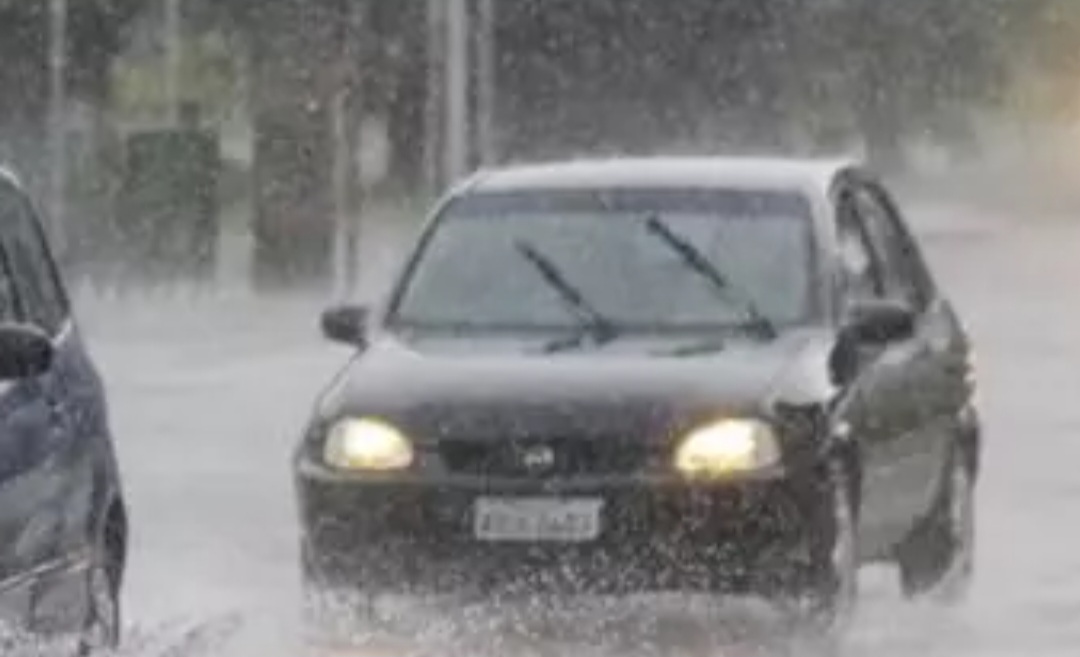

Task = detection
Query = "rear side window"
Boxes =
[0,186,68,334]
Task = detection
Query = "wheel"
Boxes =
[896,445,976,603]
[783,458,859,637]
[77,541,122,655]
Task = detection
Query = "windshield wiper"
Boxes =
[513,240,620,352]
[643,215,778,340]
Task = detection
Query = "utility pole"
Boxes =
[423,0,445,193]
[164,0,182,125]
[47,0,68,252]
[476,0,496,166]
[336,0,364,297]
[444,0,470,184]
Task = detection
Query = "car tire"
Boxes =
[784,458,859,636]
[896,445,976,603]
[77,537,122,655]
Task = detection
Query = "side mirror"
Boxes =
[830,299,915,386]
[846,298,916,345]
[320,305,369,347]
[0,324,54,380]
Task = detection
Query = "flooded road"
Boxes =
[70,200,1080,656]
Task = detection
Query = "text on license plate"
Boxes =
[473,497,603,543]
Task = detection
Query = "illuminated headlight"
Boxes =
[673,419,782,477]
[323,417,414,472]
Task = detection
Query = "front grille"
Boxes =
[438,438,649,477]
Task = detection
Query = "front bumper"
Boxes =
[296,461,828,597]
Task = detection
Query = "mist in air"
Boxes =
[0,1,1078,655]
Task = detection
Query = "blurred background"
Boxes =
[3,0,1080,296]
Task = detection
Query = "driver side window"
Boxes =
[0,257,17,324]
[853,184,931,311]
[0,192,24,324]
[836,191,882,307]
[852,185,924,310]
[0,185,68,335]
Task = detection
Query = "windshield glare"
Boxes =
[389,189,816,334]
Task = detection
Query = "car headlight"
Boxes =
[673,419,781,477]
[323,417,414,472]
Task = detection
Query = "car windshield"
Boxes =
[388,188,817,334]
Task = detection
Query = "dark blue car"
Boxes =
[0,170,126,653]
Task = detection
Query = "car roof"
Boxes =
[463,156,861,197]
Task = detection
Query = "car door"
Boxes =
[842,180,946,542]
[856,180,961,518]
[0,186,63,626]
[833,184,926,546]
[0,184,95,609]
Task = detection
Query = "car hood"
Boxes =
[317,329,838,444]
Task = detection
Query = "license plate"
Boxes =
[473,497,603,543]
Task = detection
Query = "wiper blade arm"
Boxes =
[643,215,778,340]
[513,240,619,348]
